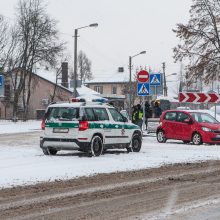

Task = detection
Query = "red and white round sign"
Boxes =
[137,70,149,83]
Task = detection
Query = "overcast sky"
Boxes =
[1,0,192,80]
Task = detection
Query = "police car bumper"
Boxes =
[40,137,90,151]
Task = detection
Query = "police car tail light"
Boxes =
[79,121,89,131]
[41,118,45,130]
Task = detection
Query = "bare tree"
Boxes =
[3,0,64,120]
[77,50,93,83]
[122,81,137,110]
[173,0,220,85]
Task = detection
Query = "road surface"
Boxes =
[1,160,220,219]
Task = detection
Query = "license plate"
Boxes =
[53,128,69,133]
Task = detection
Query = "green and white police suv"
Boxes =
[40,100,142,157]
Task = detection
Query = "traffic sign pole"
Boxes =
[142,96,145,130]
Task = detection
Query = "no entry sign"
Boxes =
[137,70,149,83]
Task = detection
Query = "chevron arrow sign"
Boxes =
[179,92,220,103]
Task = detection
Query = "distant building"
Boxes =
[0,67,72,120]
[85,67,128,110]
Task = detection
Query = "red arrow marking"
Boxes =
[179,93,186,102]
[209,93,219,103]
[187,93,197,102]
[197,93,208,103]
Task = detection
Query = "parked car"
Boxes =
[156,110,220,145]
[40,100,142,157]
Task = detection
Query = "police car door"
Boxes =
[93,108,112,145]
[108,108,129,144]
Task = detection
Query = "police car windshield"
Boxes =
[46,107,79,121]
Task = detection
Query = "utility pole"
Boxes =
[73,29,78,98]
[129,56,132,118]
[162,62,167,96]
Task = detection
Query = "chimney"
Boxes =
[61,62,68,88]
[118,67,124,73]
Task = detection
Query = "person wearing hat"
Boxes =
[154,101,162,118]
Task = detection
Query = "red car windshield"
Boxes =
[190,112,218,124]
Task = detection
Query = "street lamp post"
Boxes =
[73,23,98,97]
[128,51,146,118]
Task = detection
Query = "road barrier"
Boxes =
[145,118,160,133]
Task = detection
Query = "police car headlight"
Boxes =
[202,127,212,132]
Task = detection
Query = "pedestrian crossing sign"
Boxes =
[137,83,150,96]
[0,75,2,87]
[150,73,161,86]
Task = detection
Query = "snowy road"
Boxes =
[1,130,220,188]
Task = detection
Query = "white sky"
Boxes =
[1,0,192,80]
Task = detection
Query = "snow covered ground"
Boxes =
[1,126,220,188]
[0,120,41,134]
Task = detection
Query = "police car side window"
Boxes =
[84,108,96,121]
[93,108,109,121]
[109,108,124,122]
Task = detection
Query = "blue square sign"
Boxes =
[0,75,3,87]
[137,83,150,96]
[150,73,161,86]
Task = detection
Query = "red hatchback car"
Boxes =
[156,110,220,145]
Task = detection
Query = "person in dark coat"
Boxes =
[154,101,162,118]
[144,101,151,130]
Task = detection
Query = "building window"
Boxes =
[94,86,103,94]
[112,86,117,94]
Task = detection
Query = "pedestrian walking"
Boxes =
[154,101,162,118]
[144,101,151,130]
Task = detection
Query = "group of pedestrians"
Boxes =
[132,101,162,130]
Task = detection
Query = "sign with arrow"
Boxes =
[137,83,150,96]
[179,92,220,103]
[150,73,161,86]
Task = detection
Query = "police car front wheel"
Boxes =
[131,134,142,152]
[90,136,103,157]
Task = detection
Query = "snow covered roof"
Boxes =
[35,67,100,96]
[86,68,130,84]
[76,85,101,96]
[35,67,57,85]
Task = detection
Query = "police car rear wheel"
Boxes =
[42,148,57,155]
[131,134,142,152]
[48,148,57,155]
[90,136,103,157]
[42,148,49,155]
